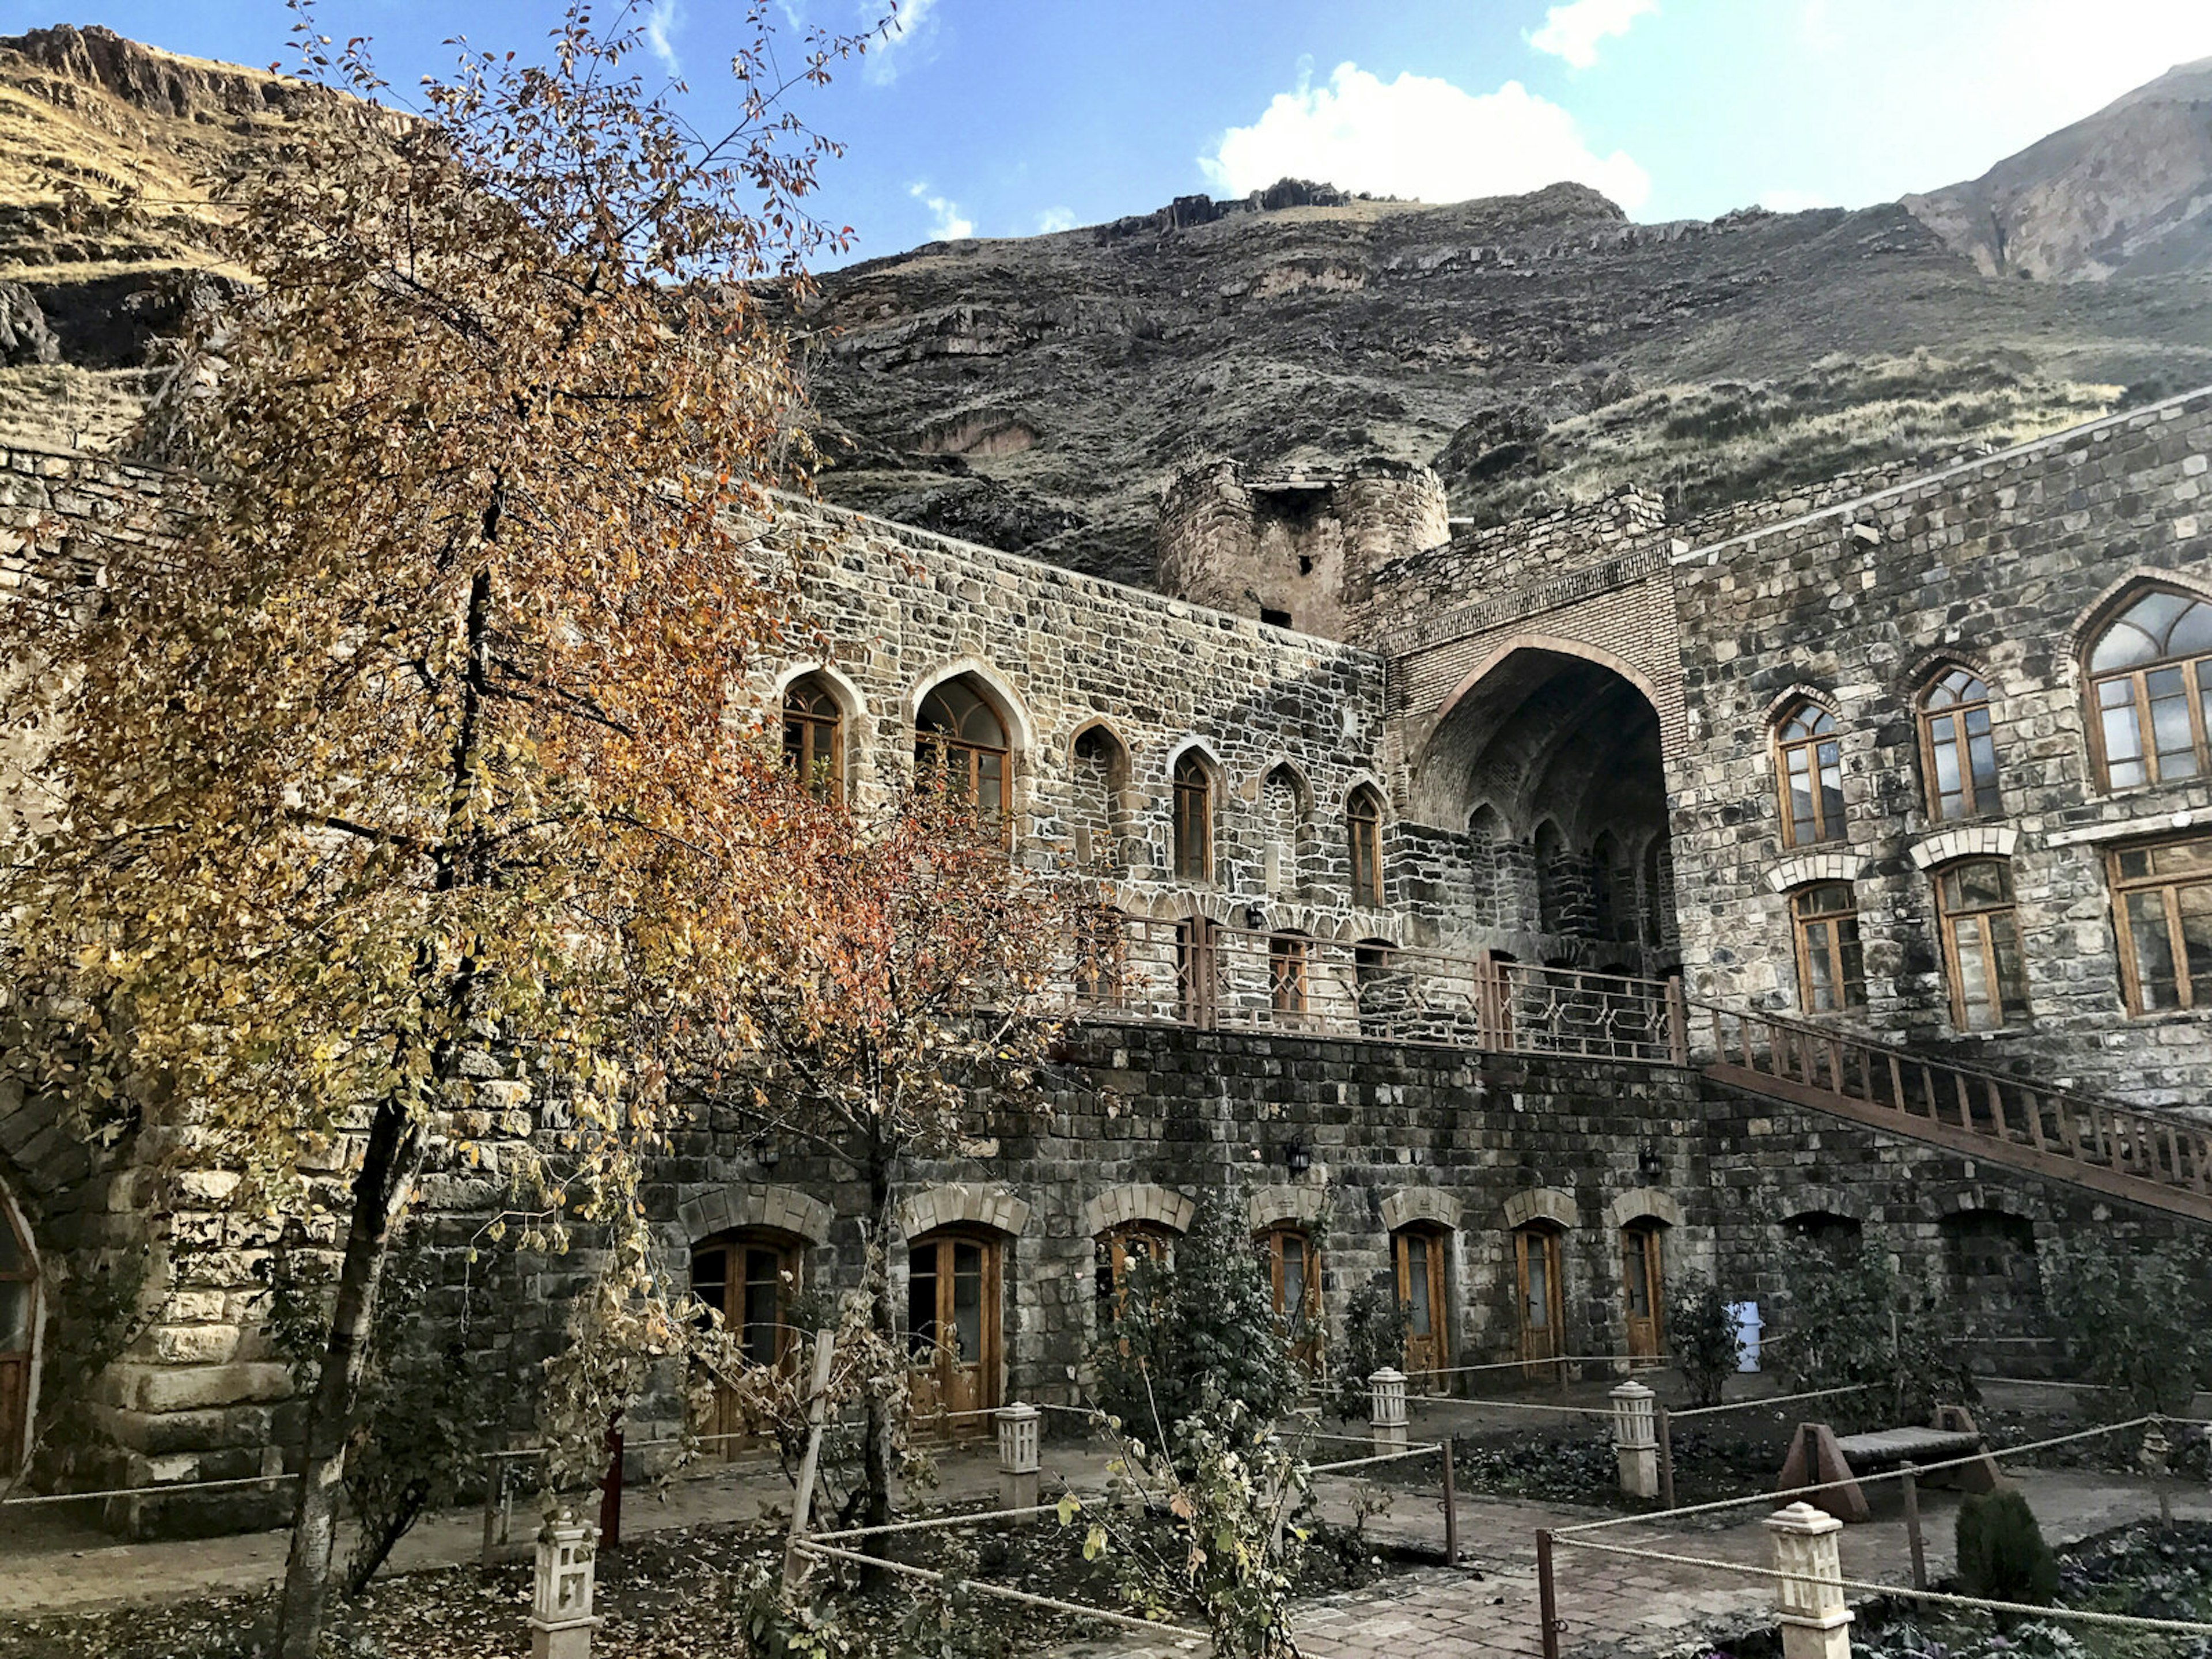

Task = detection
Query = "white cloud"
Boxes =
[1037,206,1078,233]
[865,0,941,85]
[642,0,685,77]
[1527,0,1657,69]
[1200,63,1650,213]
[909,181,974,240]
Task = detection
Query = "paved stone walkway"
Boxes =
[1051,1467,2210,1659]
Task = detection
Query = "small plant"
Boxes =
[1664,1268,1743,1410]
[1955,1488,2058,1624]
[1778,1240,1974,1430]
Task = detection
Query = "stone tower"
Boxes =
[1154,456,1449,641]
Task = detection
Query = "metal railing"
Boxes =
[1057,915,1687,1066]
[1700,1000,2212,1220]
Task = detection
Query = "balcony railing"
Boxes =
[1058,915,1687,1067]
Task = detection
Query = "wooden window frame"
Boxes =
[1176,915,1219,1026]
[1172,753,1215,881]
[1073,904,1129,1010]
[781,676,846,805]
[1934,858,2029,1031]
[1619,1221,1666,1363]
[1268,931,1311,1027]
[1512,1222,1565,1369]
[1916,668,1999,822]
[1392,1223,1452,1379]
[904,1226,1004,1433]
[2107,834,2212,1016]
[1094,1221,1176,1319]
[1773,701,1846,849]
[1347,787,1384,907]
[915,683,1012,841]
[1790,882,1865,1014]
[2084,591,2212,794]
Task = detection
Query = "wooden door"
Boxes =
[1394,1226,1450,1385]
[692,1231,801,1458]
[907,1230,1001,1437]
[1620,1222,1665,1363]
[1260,1227,1323,1371]
[0,1199,33,1477]
[1514,1225,1565,1373]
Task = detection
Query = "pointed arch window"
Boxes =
[1918,668,1999,821]
[2086,589,2212,791]
[782,675,846,804]
[1347,785,1384,907]
[1172,751,1214,881]
[916,679,1009,831]
[1775,701,1846,848]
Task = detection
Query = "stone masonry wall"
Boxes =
[1669,387,2212,1108]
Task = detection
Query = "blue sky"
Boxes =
[11,0,2212,266]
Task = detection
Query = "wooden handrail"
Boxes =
[1694,997,2212,1218]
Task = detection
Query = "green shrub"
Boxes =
[1327,1278,1409,1423]
[1955,1489,2058,1624]
[1092,1190,1301,1458]
[1664,1268,1743,1409]
[1777,1240,1974,1431]
[2041,1237,2211,1414]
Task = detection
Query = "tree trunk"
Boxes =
[274,1094,424,1658]
[860,1141,896,1584]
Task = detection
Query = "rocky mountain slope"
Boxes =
[5,24,2212,589]
[1905,56,2212,281]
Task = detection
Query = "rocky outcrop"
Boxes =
[0,282,57,365]
[1904,57,2212,281]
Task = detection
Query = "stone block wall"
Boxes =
[1668,388,2212,1108]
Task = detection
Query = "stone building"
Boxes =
[4,384,2212,1531]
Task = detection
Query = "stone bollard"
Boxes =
[1609,1380,1660,1499]
[1765,1502,1852,1659]
[530,1511,604,1659]
[1369,1368,1408,1456]
[997,1402,1041,1516]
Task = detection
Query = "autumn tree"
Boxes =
[694,785,1079,1543]
[0,6,871,1653]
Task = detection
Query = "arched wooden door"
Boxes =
[691,1228,804,1458]
[1620,1221,1666,1363]
[0,1194,36,1477]
[1393,1225,1451,1385]
[907,1228,1002,1436]
[1513,1223,1565,1374]
[1258,1226,1323,1372]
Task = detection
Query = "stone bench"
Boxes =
[1777,1405,2001,1522]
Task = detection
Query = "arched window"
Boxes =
[1347,786,1384,907]
[1535,821,1570,934]
[1073,903,1128,1009]
[1260,764,1310,896]
[1790,882,1865,1013]
[1094,1221,1176,1314]
[2085,588,2212,790]
[1512,1221,1565,1369]
[1172,751,1214,881]
[907,1227,1003,1425]
[1070,724,1130,866]
[782,675,845,804]
[1590,830,1623,941]
[1268,930,1311,1027]
[1774,700,1845,847]
[1393,1223,1451,1380]
[916,679,1010,830]
[1918,667,1999,821]
[1934,859,2028,1030]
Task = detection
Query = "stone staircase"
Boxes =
[1695,1001,2212,1224]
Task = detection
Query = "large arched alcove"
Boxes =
[1411,645,1673,966]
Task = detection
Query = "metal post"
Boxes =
[1902,1465,1925,1591]
[1536,1528,1561,1659]
[480,1456,505,1573]
[1441,1435,1458,1566]
[783,1328,839,1588]
[596,1414,623,1552]
[1656,1403,1676,1512]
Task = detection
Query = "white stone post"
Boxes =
[1610,1380,1659,1499]
[1369,1367,1408,1456]
[530,1511,604,1659]
[997,1402,1041,1516]
[1766,1502,1852,1659]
